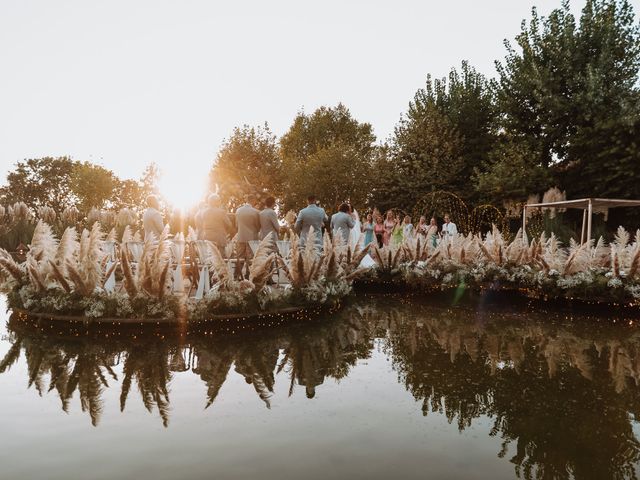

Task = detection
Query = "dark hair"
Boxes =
[307,195,316,203]
[338,203,350,213]
[264,196,275,208]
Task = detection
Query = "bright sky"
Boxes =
[2,0,627,208]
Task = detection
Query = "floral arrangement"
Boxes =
[356,226,640,306]
[0,221,356,320]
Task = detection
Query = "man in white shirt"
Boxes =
[442,214,458,237]
[143,195,164,240]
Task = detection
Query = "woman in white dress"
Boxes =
[349,207,361,249]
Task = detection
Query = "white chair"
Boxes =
[193,240,212,300]
[248,240,261,255]
[170,240,186,294]
[276,240,290,258]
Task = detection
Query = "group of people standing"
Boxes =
[143,193,280,279]
[293,195,459,250]
[142,192,460,279]
[362,211,458,249]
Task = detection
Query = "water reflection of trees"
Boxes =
[1,309,377,426]
[380,302,640,480]
[3,299,640,478]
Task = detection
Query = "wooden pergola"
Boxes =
[522,198,640,244]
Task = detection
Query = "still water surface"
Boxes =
[1,294,639,480]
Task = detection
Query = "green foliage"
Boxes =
[0,157,76,211]
[70,162,118,212]
[211,124,283,208]
[496,0,640,200]
[419,62,498,201]
[280,104,376,211]
[373,104,465,211]
[474,136,551,204]
[373,62,497,211]
[0,157,160,219]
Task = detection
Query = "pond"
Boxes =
[1,294,639,480]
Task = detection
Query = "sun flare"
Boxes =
[157,169,206,211]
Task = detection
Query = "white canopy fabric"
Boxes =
[522,197,640,243]
[525,198,640,210]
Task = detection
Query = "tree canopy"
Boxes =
[2,0,639,229]
[0,157,159,215]
[495,0,640,200]
[210,124,283,209]
[280,104,377,211]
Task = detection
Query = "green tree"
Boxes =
[372,104,465,211]
[0,157,76,211]
[420,62,497,201]
[69,162,118,212]
[496,0,640,202]
[474,136,550,204]
[280,104,376,212]
[210,124,282,208]
[373,62,495,211]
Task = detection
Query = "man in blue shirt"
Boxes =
[294,195,328,248]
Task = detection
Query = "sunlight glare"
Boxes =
[157,167,206,211]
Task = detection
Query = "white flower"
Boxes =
[607,277,623,288]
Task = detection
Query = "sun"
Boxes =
[157,168,206,211]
